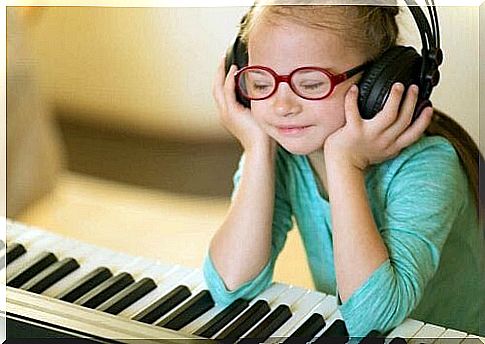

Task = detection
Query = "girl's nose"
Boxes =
[271,83,302,117]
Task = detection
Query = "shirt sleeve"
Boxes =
[338,137,468,337]
[202,148,294,306]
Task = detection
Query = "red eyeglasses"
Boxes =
[234,62,370,101]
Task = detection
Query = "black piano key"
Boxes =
[73,272,135,309]
[313,319,349,344]
[20,258,80,294]
[96,277,157,315]
[6,243,27,265]
[283,313,326,343]
[215,299,271,343]
[131,285,192,324]
[389,337,407,344]
[243,304,292,342]
[155,290,214,330]
[193,298,250,338]
[56,267,113,302]
[7,252,58,288]
[359,330,385,344]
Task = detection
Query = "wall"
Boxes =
[12,5,480,145]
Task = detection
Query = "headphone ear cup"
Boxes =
[225,35,250,108]
[225,36,248,74]
[357,46,423,120]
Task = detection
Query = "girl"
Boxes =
[203,1,484,338]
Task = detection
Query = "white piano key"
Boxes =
[42,251,122,298]
[311,307,343,341]
[41,242,155,299]
[460,335,485,344]
[119,265,199,319]
[264,291,329,343]
[119,265,192,318]
[44,238,95,260]
[119,269,204,322]
[114,256,154,275]
[6,227,20,242]
[310,294,339,320]
[182,283,292,336]
[168,271,207,307]
[326,308,343,324]
[172,269,204,291]
[433,328,469,344]
[253,282,289,304]
[408,323,447,344]
[272,285,308,306]
[149,270,207,324]
[6,221,37,241]
[10,228,48,247]
[157,265,198,292]
[235,285,309,341]
[6,219,480,343]
[195,282,290,340]
[385,318,426,343]
[180,299,231,334]
[6,235,68,279]
[128,260,175,282]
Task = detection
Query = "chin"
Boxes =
[277,141,322,156]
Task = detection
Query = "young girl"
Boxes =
[202,1,484,338]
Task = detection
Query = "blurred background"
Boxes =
[6,5,481,290]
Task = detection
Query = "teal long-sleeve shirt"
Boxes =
[202,134,484,337]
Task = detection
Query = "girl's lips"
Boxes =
[276,125,312,136]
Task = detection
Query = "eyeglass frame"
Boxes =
[234,62,371,101]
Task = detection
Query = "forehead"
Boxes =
[247,18,355,74]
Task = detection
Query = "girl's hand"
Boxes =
[212,55,274,152]
[323,82,434,171]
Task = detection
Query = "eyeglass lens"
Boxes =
[238,68,332,99]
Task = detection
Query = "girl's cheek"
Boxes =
[251,105,268,122]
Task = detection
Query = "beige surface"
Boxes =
[15,171,315,290]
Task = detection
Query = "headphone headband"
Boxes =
[403,0,443,99]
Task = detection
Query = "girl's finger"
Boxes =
[344,85,362,126]
[392,106,433,150]
[223,64,246,112]
[375,82,406,130]
[383,84,419,138]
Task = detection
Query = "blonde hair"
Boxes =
[239,2,485,227]
[240,3,400,62]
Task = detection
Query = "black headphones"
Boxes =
[225,0,443,122]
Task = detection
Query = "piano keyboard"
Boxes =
[2,218,484,343]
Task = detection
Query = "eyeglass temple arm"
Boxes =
[331,61,371,84]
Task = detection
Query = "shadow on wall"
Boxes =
[55,112,243,198]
